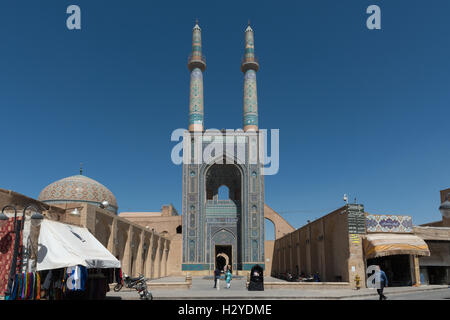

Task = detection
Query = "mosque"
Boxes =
[0,22,449,288]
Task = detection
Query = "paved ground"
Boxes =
[105,276,449,300]
[350,288,450,300]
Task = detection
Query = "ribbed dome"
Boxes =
[38,175,118,213]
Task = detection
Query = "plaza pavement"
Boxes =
[105,276,449,300]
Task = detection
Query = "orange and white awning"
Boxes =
[363,233,430,259]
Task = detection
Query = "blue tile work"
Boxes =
[182,132,265,272]
[182,25,265,272]
[242,263,265,271]
[182,264,210,271]
[243,70,258,128]
[189,67,204,126]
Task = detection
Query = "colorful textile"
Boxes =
[10,274,19,300]
[0,218,23,295]
[36,272,40,300]
[21,273,25,299]
[7,272,42,300]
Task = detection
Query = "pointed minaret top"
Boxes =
[246,20,253,32]
[188,19,206,72]
[193,18,201,31]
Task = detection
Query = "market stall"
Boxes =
[8,219,122,300]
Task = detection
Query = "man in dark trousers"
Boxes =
[213,267,221,289]
[376,265,388,300]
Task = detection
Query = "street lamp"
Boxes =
[2,204,44,298]
[0,205,16,228]
[70,207,81,216]
[99,200,109,209]
[439,193,450,219]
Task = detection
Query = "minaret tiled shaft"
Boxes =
[241,24,259,132]
[188,21,206,132]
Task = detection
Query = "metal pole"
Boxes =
[18,204,41,272]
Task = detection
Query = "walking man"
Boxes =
[376,265,388,300]
[213,267,221,290]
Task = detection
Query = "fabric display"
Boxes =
[8,272,40,300]
[6,267,116,300]
[0,217,24,296]
[38,268,67,300]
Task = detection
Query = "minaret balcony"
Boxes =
[241,56,259,72]
[188,54,206,71]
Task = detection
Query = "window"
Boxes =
[218,185,230,200]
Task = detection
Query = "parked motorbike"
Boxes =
[114,273,153,300]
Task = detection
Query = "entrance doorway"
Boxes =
[215,245,232,271]
[367,254,412,287]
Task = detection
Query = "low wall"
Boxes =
[181,270,251,277]
[249,282,351,289]
[148,282,191,290]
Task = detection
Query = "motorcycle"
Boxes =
[114,273,153,300]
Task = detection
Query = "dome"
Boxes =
[38,175,118,213]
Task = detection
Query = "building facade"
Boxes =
[181,22,265,273]
[0,175,172,287]
[2,22,448,290]
[271,189,450,287]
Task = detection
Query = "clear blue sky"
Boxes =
[1,1,449,239]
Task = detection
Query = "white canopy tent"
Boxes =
[37,219,120,271]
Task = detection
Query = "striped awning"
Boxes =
[363,233,430,259]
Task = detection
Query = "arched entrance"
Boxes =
[205,163,242,202]
[205,161,242,271]
[215,247,232,271]
[182,132,266,273]
[211,228,236,272]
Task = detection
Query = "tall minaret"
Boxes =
[241,23,259,132]
[188,20,206,132]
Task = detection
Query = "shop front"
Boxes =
[5,219,122,300]
[367,255,413,286]
[363,215,430,287]
[419,240,450,285]
[35,219,121,300]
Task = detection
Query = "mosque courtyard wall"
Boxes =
[0,188,171,281]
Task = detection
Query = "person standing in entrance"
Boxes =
[376,265,388,300]
[225,267,232,289]
[213,267,221,290]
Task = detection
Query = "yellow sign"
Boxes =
[350,234,360,244]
